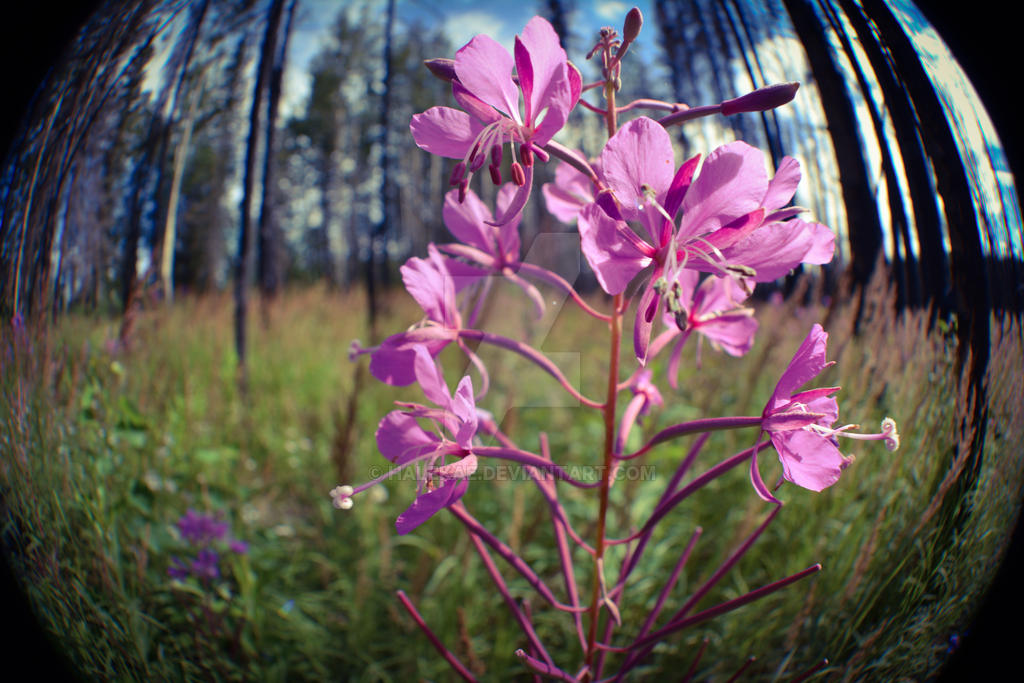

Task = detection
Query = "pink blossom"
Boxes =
[649,271,758,388]
[367,245,462,386]
[757,324,847,493]
[577,117,834,363]
[335,348,479,534]
[410,16,581,226]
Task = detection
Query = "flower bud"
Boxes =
[623,7,643,43]
[424,58,456,83]
[721,82,799,116]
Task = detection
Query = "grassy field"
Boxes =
[2,275,1022,681]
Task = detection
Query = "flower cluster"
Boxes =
[334,9,898,680]
[169,509,248,582]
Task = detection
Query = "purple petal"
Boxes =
[451,375,478,447]
[413,345,452,408]
[772,430,847,492]
[677,141,768,241]
[542,161,594,223]
[487,165,532,227]
[400,246,458,326]
[770,324,829,406]
[410,107,485,159]
[633,283,660,365]
[369,329,455,386]
[517,16,567,125]
[661,153,702,242]
[601,117,675,227]
[433,453,478,480]
[763,156,801,210]
[444,188,493,252]
[719,219,830,282]
[451,81,502,126]
[697,313,757,357]
[455,34,520,122]
[495,183,523,258]
[395,478,469,535]
[376,411,441,465]
[579,203,652,295]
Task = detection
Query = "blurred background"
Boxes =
[1,1,1021,680]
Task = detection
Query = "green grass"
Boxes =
[2,275,1022,681]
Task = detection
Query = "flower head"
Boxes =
[650,271,758,388]
[364,245,463,386]
[753,324,899,499]
[577,117,834,363]
[410,16,581,225]
[335,347,480,535]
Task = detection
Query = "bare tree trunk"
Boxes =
[817,0,915,310]
[258,0,297,322]
[235,0,287,383]
[781,0,884,316]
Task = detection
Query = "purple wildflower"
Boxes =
[410,16,581,225]
[333,347,480,534]
[752,324,899,498]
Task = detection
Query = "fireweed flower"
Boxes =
[752,324,899,498]
[436,184,547,316]
[578,116,834,362]
[333,347,480,534]
[359,245,462,386]
[542,155,598,223]
[410,16,582,225]
[648,271,758,388]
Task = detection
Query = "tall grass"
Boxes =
[2,274,1021,680]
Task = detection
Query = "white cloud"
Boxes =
[595,1,629,21]
[443,11,507,50]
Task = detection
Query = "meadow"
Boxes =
[2,273,1022,681]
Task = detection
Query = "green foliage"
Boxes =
[2,282,1022,680]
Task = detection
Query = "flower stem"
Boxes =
[585,292,622,677]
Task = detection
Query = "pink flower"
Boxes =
[649,271,758,388]
[410,16,581,226]
[542,156,597,224]
[757,324,847,494]
[438,184,547,316]
[366,245,463,386]
[334,347,479,534]
[578,116,834,362]
[751,324,900,500]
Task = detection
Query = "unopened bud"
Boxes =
[489,164,502,185]
[424,58,457,83]
[623,7,643,43]
[721,82,799,116]
[511,162,526,186]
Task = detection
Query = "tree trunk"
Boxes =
[235,0,287,381]
[781,0,884,305]
[258,0,297,317]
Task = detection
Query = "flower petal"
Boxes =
[376,411,441,465]
[770,324,830,407]
[455,34,520,122]
[395,478,469,535]
[677,141,768,241]
[772,430,847,492]
[601,117,675,229]
[410,107,485,159]
[444,188,493,252]
[762,156,801,210]
[579,203,652,294]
